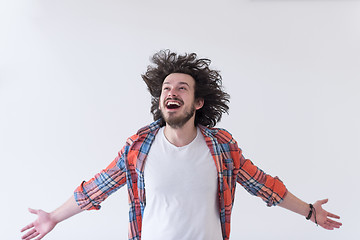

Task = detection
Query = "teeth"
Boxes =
[166,101,180,106]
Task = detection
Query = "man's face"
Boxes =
[159,73,203,128]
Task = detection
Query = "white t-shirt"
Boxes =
[141,127,223,240]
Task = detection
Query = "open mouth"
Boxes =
[165,100,182,110]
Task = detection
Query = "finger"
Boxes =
[21,223,34,232]
[28,208,38,215]
[25,231,40,240]
[322,221,336,230]
[327,219,342,228]
[34,233,45,240]
[318,199,329,205]
[21,229,36,239]
[321,219,342,230]
[323,224,334,230]
[327,212,341,219]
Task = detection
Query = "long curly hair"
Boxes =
[141,50,230,128]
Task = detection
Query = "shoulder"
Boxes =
[198,125,236,144]
[126,120,162,146]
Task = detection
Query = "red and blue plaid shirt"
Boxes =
[74,120,287,240]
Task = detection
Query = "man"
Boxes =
[21,50,342,240]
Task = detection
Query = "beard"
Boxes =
[160,104,196,129]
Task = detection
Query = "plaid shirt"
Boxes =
[74,120,287,240]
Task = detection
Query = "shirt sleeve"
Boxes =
[74,144,128,210]
[236,150,288,207]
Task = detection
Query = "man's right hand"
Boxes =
[21,196,84,240]
[21,208,57,240]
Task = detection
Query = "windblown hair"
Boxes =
[141,50,230,128]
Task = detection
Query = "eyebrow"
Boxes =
[162,81,190,87]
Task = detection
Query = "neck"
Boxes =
[163,119,197,147]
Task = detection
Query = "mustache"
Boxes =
[164,97,184,105]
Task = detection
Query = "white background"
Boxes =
[1,0,359,239]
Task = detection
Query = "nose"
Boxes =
[168,88,177,97]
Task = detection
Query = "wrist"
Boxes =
[49,210,61,225]
[305,203,318,225]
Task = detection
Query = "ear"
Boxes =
[195,98,204,110]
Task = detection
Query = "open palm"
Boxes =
[21,208,57,240]
[313,199,342,230]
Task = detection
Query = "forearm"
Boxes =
[50,195,84,224]
[278,191,310,217]
[278,191,342,230]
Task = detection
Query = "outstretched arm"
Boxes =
[21,196,83,240]
[278,191,342,230]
